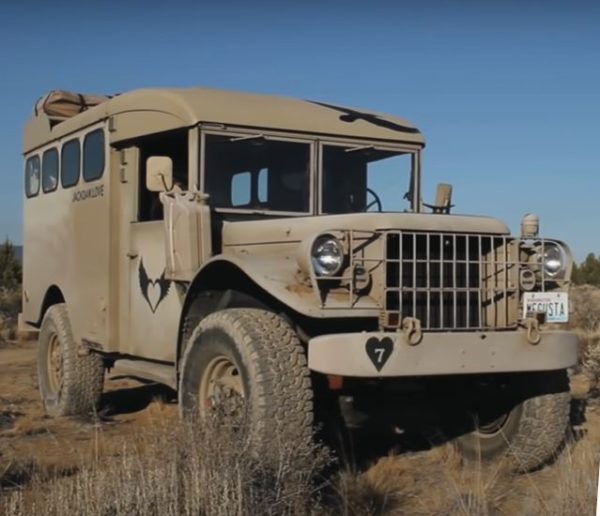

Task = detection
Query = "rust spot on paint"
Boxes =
[285,283,313,295]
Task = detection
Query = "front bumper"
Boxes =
[307,329,579,377]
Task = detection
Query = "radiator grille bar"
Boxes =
[384,232,519,331]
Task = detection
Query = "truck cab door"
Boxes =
[113,145,184,362]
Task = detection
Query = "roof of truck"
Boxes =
[23,87,425,153]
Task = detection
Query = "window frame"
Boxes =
[83,129,105,182]
[200,128,316,217]
[318,140,421,215]
[41,147,59,194]
[60,138,81,189]
[25,155,41,198]
[198,125,423,217]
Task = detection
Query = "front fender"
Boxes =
[186,254,378,319]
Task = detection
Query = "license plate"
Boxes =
[522,292,569,323]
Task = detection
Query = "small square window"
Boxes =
[231,172,251,206]
[25,156,40,198]
[61,139,80,188]
[42,148,59,193]
[83,130,105,182]
[257,168,268,203]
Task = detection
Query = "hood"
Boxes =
[222,212,510,246]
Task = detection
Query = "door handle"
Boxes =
[127,252,138,259]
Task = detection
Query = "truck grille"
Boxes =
[384,232,519,330]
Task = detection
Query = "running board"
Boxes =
[110,359,176,390]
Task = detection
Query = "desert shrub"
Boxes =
[571,285,600,333]
[0,414,331,516]
[324,438,599,515]
[0,239,22,341]
[0,393,598,515]
[0,289,21,319]
[533,436,600,515]
[0,239,21,292]
[573,253,600,287]
[570,286,600,381]
[0,290,21,342]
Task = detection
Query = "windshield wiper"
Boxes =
[229,134,265,142]
[344,145,374,153]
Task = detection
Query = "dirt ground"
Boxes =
[1,340,599,514]
[0,341,179,483]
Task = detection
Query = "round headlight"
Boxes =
[543,242,567,278]
[311,235,344,277]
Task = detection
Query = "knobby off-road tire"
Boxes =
[454,371,570,472]
[37,304,105,417]
[179,308,314,455]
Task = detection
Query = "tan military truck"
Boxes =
[22,88,577,470]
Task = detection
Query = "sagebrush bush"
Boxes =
[570,285,600,381]
[0,288,21,342]
[0,239,21,292]
[571,285,600,333]
[0,413,332,516]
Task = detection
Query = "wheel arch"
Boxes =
[35,285,66,328]
[176,259,294,369]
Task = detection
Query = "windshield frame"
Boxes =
[200,127,316,217]
[317,139,421,215]
[198,125,422,217]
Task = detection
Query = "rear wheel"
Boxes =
[179,308,314,454]
[454,371,570,472]
[37,304,105,417]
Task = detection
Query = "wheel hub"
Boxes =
[473,413,510,437]
[47,333,63,395]
[200,356,245,420]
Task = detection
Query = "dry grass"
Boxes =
[1,286,599,514]
[327,434,599,515]
[0,410,331,516]
[1,411,598,515]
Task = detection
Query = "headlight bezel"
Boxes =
[542,241,568,279]
[310,234,345,277]
[529,240,571,281]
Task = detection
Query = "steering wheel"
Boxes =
[365,188,383,212]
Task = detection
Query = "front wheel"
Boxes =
[179,309,314,454]
[454,371,570,472]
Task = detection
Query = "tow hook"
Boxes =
[402,317,422,346]
[523,317,542,345]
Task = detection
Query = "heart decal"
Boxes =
[365,337,394,372]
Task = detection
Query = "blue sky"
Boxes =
[1,1,598,260]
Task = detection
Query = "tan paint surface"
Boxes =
[23,125,110,347]
[222,212,509,248]
[24,87,425,154]
[308,330,579,377]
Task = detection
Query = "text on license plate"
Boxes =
[522,292,569,323]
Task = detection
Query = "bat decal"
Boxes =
[309,101,421,134]
[138,258,172,313]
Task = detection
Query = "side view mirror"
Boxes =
[146,156,173,192]
[424,183,454,214]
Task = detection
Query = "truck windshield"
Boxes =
[321,145,414,214]
[204,134,311,213]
